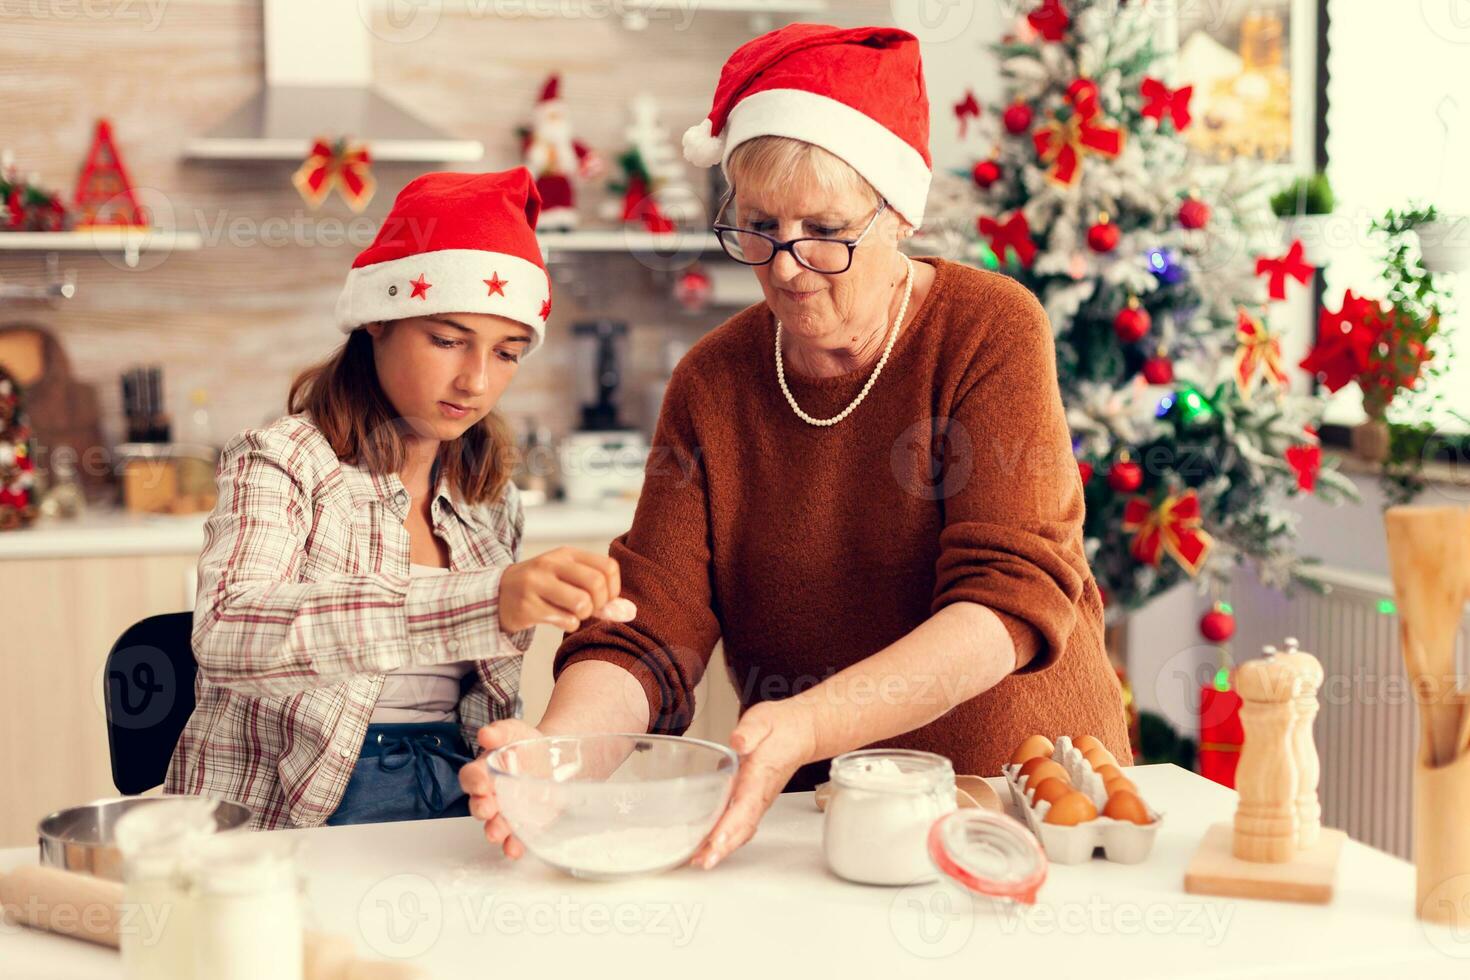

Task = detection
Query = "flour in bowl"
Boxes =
[536,826,705,876]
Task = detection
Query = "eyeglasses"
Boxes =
[712,191,888,274]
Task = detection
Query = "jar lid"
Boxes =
[927,810,1047,904]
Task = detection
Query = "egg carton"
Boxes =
[1001,736,1163,865]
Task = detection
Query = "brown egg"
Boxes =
[1103,789,1152,825]
[1083,746,1118,771]
[1011,734,1054,767]
[1020,759,1070,790]
[1073,735,1106,755]
[1104,774,1138,797]
[1043,790,1099,826]
[1030,776,1072,806]
[1095,763,1124,785]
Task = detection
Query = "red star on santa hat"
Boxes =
[484,273,508,296]
[539,298,552,320]
[409,274,432,299]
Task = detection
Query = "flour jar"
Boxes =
[822,749,958,885]
[114,798,219,980]
[190,835,304,980]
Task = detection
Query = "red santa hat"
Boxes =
[682,23,931,226]
[539,74,561,103]
[335,168,552,353]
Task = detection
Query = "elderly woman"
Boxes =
[461,23,1130,867]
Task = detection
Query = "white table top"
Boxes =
[0,499,638,560]
[2,764,1465,978]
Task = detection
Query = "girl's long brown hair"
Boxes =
[288,328,517,506]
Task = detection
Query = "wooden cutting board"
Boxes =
[0,324,107,499]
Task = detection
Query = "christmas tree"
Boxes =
[932,0,1355,619]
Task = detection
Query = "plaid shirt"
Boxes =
[165,413,532,830]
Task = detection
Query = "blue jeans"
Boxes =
[325,722,475,826]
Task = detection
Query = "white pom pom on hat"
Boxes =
[682,23,932,227]
[682,117,725,168]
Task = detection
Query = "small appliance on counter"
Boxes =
[561,319,648,505]
[117,368,218,515]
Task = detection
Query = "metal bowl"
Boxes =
[37,796,253,881]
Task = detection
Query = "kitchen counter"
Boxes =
[1,764,1463,978]
[0,498,638,561]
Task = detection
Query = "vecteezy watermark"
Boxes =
[889,0,977,45]
[0,0,169,29]
[993,894,1235,946]
[889,879,977,959]
[1420,0,1470,44]
[357,0,703,44]
[0,894,171,947]
[358,873,444,960]
[458,894,703,945]
[1420,873,1470,959]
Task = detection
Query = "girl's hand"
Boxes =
[459,719,544,859]
[690,699,817,870]
[497,547,636,633]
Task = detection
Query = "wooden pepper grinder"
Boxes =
[1276,638,1324,849]
[1232,649,1302,863]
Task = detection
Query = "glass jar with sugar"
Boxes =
[822,749,958,885]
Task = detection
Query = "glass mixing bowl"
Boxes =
[486,733,738,880]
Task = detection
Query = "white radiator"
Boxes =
[1229,566,1470,860]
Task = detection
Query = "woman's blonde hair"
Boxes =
[287,328,517,507]
[725,137,882,211]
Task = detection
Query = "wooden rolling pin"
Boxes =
[0,865,425,979]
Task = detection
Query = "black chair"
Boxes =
[103,612,197,794]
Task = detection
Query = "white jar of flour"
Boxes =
[190,835,304,980]
[822,749,957,885]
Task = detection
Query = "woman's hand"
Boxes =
[459,719,543,859]
[690,699,817,870]
[498,547,636,633]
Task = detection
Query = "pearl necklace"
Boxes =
[775,255,914,427]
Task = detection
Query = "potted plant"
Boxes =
[1302,206,1454,496]
[1271,173,1337,266]
[1413,206,1470,275]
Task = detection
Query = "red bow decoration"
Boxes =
[1255,239,1316,301]
[1032,79,1125,186]
[1027,0,1070,41]
[293,138,376,212]
[1233,308,1290,400]
[1284,427,1322,493]
[1139,77,1193,131]
[954,90,982,138]
[977,211,1037,268]
[1122,489,1214,576]
[1299,290,1386,392]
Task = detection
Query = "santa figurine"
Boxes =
[520,74,603,230]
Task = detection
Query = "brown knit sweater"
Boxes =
[554,257,1131,789]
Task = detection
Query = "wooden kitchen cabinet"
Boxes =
[0,539,741,848]
[0,552,198,847]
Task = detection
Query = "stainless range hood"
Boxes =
[184,0,483,163]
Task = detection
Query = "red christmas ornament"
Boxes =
[1178,196,1211,230]
[1027,0,1071,41]
[977,211,1038,268]
[971,159,1002,189]
[1078,460,1094,485]
[1199,605,1236,643]
[1255,239,1316,302]
[674,265,712,312]
[1113,298,1151,343]
[1107,458,1143,493]
[1086,216,1120,253]
[1139,77,1193,132]
[1142,353,1174,385]
[1003,103,1034,135]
